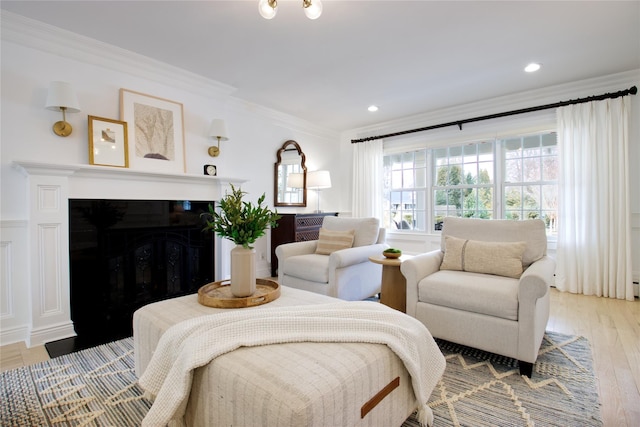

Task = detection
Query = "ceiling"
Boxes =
[2,1,639,132]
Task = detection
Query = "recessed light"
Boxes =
[525,63,541,73]
[368,105,379,112]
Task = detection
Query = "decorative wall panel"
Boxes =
[37,223,62,315]
[0,241,13,318]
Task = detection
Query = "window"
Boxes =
[433,142,494,230]
[383,151,427,230]
[382,131,558,234]
[503,133,558,231]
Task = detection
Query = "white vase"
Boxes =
[230,245,256,297]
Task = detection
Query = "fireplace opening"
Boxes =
[68,199,215,348]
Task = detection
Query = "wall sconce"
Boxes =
[307,170,331,212]
[208,119,229,157]
[45,81,81,137]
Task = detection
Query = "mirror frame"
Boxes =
[274,140,307,207]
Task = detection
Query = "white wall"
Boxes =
[0,13,341,346]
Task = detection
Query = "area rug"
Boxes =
[1,331,601,426]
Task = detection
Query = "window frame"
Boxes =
[382,129,557,234]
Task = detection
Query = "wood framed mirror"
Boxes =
[274,140,307,207]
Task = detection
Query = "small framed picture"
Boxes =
[88,116,129,168]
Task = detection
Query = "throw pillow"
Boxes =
[440,235,468,271]
[315,228,355,255]
[440,235,527,279]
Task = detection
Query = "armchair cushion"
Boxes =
[315,228,355,255]
[419,270,519,320]
[440,235,527,279]
[322,216,380,247]
[283,254,330,283]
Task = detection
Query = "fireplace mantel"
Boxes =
[13,161,245,201]
[13,160,245,346]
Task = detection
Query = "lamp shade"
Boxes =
[307,170,331,189]
[45,81,80,112]
[286,172,304,188]
[208,119,229,141]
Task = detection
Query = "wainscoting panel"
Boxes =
[0,220,30,346]
[0,240,14,318]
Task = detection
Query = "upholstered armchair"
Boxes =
[400,217,555,377]
[276,216,387,300]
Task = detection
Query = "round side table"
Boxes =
[368,254,411,312]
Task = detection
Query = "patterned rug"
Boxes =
[1,331,601,426]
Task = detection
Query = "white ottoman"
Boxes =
[133,286,421,427]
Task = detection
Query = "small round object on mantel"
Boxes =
[382,248,402,259]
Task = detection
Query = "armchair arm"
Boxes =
[329,243,388,269]
[400,250,444,317]
[518,256,555,303]
[517,255,556,362]
[275,240,319,284]
[275,240,318,262]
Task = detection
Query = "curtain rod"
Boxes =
[351,85,637,143]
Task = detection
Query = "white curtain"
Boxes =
[352,139,383,219]
[555,96,634,300]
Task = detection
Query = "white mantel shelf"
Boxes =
[13,160,245,188]
[13,160,246,202]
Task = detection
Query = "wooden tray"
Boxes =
[198,278,280,308]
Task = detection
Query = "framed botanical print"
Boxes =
[88,116,129,168]
[120,89,186,173]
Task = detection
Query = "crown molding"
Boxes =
[347,69,640,140]
[225,97,340,140]
[1,11,339,139]
[1,11,236,99]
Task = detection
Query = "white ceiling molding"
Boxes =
[1,11,236,100]
[2,11,339,140]
[346,69,640,142]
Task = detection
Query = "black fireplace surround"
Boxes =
[68,199,215,347]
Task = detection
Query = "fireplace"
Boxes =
[69,199,215,346]
[13,161,242,347]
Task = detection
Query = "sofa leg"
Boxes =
[519,361,533,378]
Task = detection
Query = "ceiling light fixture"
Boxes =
[524,62,541,73]
[368,105,379,112]
[258,0,323,20]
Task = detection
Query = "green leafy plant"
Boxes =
[383,248,402,254]
[202,184,280,249]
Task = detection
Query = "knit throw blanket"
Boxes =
[138,301,446,427]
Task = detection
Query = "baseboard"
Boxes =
[0,324,30,347]
[29,321,76,348]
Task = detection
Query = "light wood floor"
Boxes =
[1,288,638,426]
